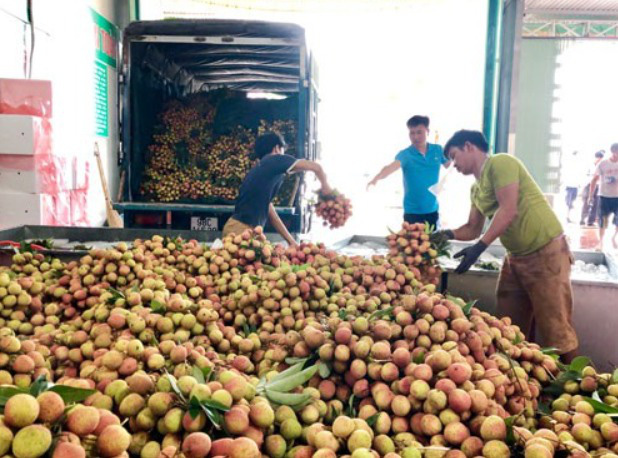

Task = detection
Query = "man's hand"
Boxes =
[366,178,378,191]
[320,183,334,196]
[453,241,488,274]
[430,229,455,245]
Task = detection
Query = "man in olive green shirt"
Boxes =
[435,130,578,362]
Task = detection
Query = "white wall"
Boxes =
[0,0,128,226]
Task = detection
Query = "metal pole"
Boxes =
[482,0,502,153]
[495,0,524,154]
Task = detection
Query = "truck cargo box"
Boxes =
[117,19,319,234]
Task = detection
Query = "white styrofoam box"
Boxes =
[0,192,71,228]
[0,193,48,227]
[0,114,51,155]
[0,155,73,194]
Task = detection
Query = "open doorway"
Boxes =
[556,40,618,250]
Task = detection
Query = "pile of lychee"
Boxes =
[140,91,299,204]
[314,190,353,229]
[0,225,616,458]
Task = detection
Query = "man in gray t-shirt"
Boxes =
[590,143,618,249]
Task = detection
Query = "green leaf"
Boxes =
[462,300,477,317]
[265,389,312,407]
[366,413,379,427]
[537,401,552,416]
[346,394,357,417]
[265,365,319,393]
[612,369,618,384]
[201,366,214,383]
[413,351,426,364]
[338,309,348,320]
[0,386,28,407]
[541,347,560,355]
[445,295,466,307]
[583,396,618,414]
[150,300,166,314]
[163,372,186,402]
[48,385,97,404]
[270,362,307,385]
[569,356,591,374]
[291,264,309,273]
[542,370,581,396]
[29,376,53,397]
[504,416,516,445]
[369,306,394,321]
[192,366,205,384]
[318,362,331,379]
[188,405,201,420]
[199,399,230,412]
[107,286,125,298]
[202,405,223,429]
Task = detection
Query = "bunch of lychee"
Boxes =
[314,190,353,229]
[387,222,443,285]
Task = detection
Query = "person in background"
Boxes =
[562,150,581,223]
[223,132,332,246]
[589,143,618,249]
[580,150,604,226]
[367,115,450,228]
[434,130,578,363]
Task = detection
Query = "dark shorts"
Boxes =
[404,211,439,229]
[599,197,618,226]
[565,187,578,209]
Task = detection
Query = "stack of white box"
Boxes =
[0,79,77,228]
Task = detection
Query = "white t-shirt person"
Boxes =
[596,158,618,198]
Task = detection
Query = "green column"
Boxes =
[482,0,502,153]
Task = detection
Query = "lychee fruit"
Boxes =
[97,425,131,457]
[229,437,260,458]
[66,406,100,436]
[5,393,39,428]
[182,432,212,458]
[12,424,52,458]
[37,391,66,423]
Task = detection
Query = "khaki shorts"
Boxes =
[222,217,252,237]
[496,236,578,354]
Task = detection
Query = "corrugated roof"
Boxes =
[525,0,618,16]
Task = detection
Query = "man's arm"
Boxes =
[290,160,333,195]
[478,183,519,246]
[589,175,600,199]
[268,204,297,247]
[451,206,486,241]
[367,160,401,190]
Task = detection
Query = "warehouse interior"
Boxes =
[1,1,618,456]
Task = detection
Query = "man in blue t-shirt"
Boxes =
[223,132,333,246]
[367,115,450,227]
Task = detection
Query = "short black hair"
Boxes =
[444,130,489,157]
[406,115,430,129]
[254,132,286,159]
[595,151,605,159]
[611,143,618,153]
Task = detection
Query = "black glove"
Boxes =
[431,229,455,245]
[453,241,488,274]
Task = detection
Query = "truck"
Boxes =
[114,19,319,234]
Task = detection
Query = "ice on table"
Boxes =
[440,249,617,283]
[337,241,389,258]
[571,260,615,282]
